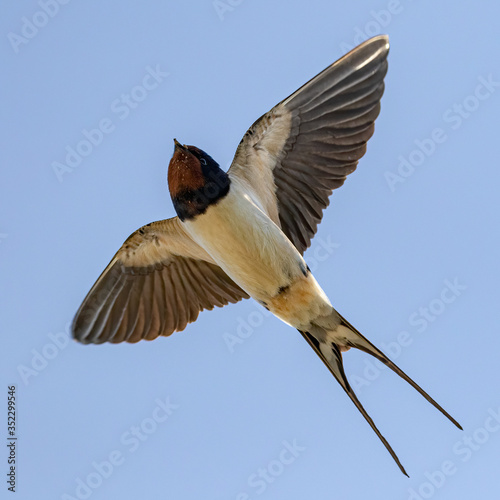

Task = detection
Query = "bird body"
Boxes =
[182,174,313,311]
[72,35,461,475]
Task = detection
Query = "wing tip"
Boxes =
[71,313,91,344]
[361,34,390,53]
[342,35,390,67]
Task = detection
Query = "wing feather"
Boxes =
[72,217,249,344]
[229,35,389,254]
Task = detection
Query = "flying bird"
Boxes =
[72,35,461,475]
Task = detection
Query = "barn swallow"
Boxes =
[72,35,461,475]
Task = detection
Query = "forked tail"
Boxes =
[299,313,462,476]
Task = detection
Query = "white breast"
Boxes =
[183,178,305,302]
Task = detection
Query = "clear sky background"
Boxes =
[1,1,499,499]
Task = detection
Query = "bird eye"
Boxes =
[200,158,207,165]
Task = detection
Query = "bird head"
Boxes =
[168,139,230,221]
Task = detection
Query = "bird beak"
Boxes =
[173,138,186,150]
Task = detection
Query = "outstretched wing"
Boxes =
[72,217,249,344]
[229,35,389,254]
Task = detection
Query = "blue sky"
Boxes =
[1,1,499,499]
